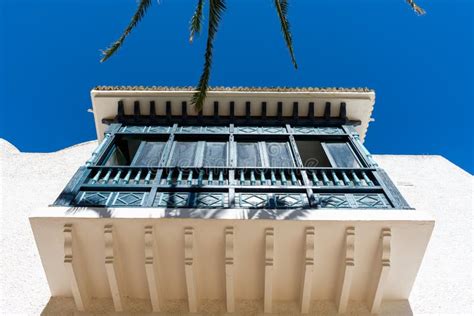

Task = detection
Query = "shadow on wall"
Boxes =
[40,297,414,315]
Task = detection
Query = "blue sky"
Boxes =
[1,0,473,173]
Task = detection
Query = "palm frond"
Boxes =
[191,0,226,111]
[100,0,152,62]
[273,0,297,69]
[405,0,426,15]
[189,0,205,43]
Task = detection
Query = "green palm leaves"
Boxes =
[100,0,152,62]
[100,0,426,110]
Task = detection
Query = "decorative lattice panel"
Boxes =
[292,127,344,135]
[353,194,390,208]
[176,126,229,134]
[274,193,309,208]
[318,194,351,208]
[112,192,147,206]
[75,191,113,206]
[194,193,228,208]
[153,192,190,208]
[237,193,269,208]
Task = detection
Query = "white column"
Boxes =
[369,228,392,314]
[184,227,198,313]
[63,224,89,311]
[264,228,275,313]
[337,227,355,314]
[225,227,235,313]
[104,224,124,312]
[144,225,162,312]
[300,227,315,313]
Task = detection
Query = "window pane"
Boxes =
[169,142,198,167]
[203,142,227,167]
[324,143,360,168]
[237,143,262,167]
[131,141,165,166]
[266,142,294,167]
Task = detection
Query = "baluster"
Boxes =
[112,169,122,184]
[123,169,132,184]
[166,169,174,185]
[331,171,342,186]
[311,171,319,185]
[208,170,214,185]
[198,169,204,185]
[351,171,361,186]
[270,170,277,185]
[250,171,256,185]
[177,170,183,184]
[362,171,374,186]
[134,170,142,184]
[260,171,266,185]
[280,170,288,185]
[240,170,245,185]
[290,170,298,185]
[144,170,152,184]
[187,170,194,185]
[218,170,224,185]
[321,170,330,186]
[341,171,351,186]
[102,169,113,184]
[91,170,102,184]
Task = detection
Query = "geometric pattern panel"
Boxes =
[75,191,113,206]
[237,193,269,208]
[318,194,351,208]
[112,192,147,206]
[274,193,309,208]
[153,192,190,208]
[235,126,287,134]
[176,126,229,134]
[292,127,344,135]
[353,194,391,208]
[120,125,172,133]
[317,193,392,209]
[194,193,228,208]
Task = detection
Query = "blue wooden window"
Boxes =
[131,141,166,166]
[322,142,361,168]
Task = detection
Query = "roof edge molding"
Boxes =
[90,87,376,142]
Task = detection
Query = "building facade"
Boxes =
[30,87,434,314]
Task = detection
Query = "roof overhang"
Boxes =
[91,87,376,142]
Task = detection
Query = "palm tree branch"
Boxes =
[273,0,297,69]
[405,0,426,15]
[189,0,205,42]
[191,0,226,111]
[101,0,152,62]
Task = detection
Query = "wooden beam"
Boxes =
[261,102,267,120]
[182,101,187,120]
[245,102,251,121]
[150,101,156,117]
[63,224,89,311]
[214,101,219,121]
[184,227,198,313]
[166,101,172,122]
[300,227,315,313]
[225,227,235,312]
[369,228,392,314]
[293,102,298,120]
[104,224,124,312]
[308,102,315,121]
[134,101,141,119]
[337,227,355,314]
[324,102,331,120]
[264,228,275,313]
[144,225,162,312]
[229,102,235,120]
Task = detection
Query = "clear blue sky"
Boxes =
[1,0,473,173]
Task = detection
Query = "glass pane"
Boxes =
[131,141,165,166]
[169,142,198,167]
[203,142,227,167]
[266,143,294,167]
[237,143,262,167]
[324,143,360,168]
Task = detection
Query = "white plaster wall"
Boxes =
[1,139,472,315]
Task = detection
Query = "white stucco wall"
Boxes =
[0,139,472,315]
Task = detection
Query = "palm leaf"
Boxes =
[101,0,152,62]
[406,0,426,15]
[273,0,297,69]
[191,0,226,111]
[190,0,205,43]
